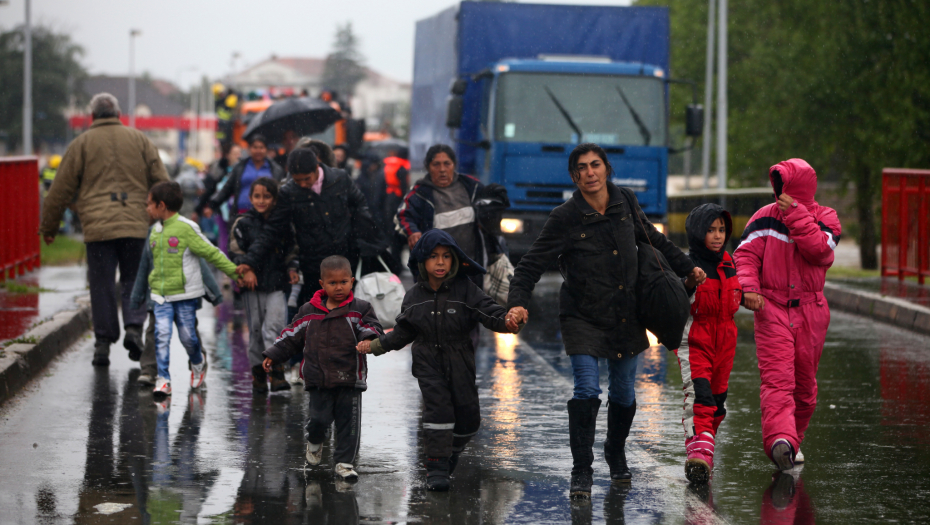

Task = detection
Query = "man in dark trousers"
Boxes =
[40,93,170,366]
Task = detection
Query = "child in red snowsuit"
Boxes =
[733,158,841,471]
[675,203,742,484]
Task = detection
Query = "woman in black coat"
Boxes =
[506,143,705,499]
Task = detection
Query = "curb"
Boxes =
[824,282,930,335]
[0,295,92,407]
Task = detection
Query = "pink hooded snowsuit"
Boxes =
[733,159,841,462]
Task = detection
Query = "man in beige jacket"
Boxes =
[40,93,170,366]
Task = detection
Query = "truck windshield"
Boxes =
[495,72,666,146]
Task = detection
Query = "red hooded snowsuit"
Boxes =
[733,159,841,461]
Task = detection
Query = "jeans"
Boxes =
[154,299,202,381]
[570,354,639,407]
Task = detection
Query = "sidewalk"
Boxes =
[0,266,91,405]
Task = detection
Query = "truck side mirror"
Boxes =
[450,78,468,96]
[446,96,464,128]
[685,104,704,137]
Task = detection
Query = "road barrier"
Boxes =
[882,169,930,284]
[0,157,41,281]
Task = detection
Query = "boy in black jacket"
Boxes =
[357,229,521,492]
[263,255,382,482]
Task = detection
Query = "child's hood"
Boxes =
[309,288,355,313]
[407,229,485,283]
[769,158,818,208]
[685,203,732,264]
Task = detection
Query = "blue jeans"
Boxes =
[570,354,638,406]
[154,299,203,381]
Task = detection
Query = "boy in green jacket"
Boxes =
[145,181,245,396]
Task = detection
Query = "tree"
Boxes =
[321,22,367,98]
[0,25,86,151]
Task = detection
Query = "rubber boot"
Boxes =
[425,457,451,492]
[252,365,268,393]
[269,364,291,391]
[604,400,636,482]
[92,340,110,367]
[123,325,144,361]
[568,398,601,499]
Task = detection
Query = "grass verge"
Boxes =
[41,235,86,266]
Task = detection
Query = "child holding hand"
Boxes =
[357,229,521,492]
[262,255,382,482]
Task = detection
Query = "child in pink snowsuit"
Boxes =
[733,158,841,471]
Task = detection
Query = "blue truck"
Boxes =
[409,1,701,256]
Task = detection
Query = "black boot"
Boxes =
[269,364,291,392]
[251,365,268,393]
[425,457,451,492]
[448,452,460,476]
[92,340,110,367]
[123,325,144,361]
[604,400,636,482]
[568,398,601,499]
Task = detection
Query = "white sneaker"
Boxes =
[306,442,322,465]
[289,366,304,385]
[154,377,172,396]
[795,448,805,464]
[334,463,359,482]
[191,361,206,389]
[771,439,795,471]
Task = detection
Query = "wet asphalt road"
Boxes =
[1,273,929,524]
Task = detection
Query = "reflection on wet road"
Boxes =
[1,273,928,524]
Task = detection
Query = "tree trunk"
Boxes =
[855,165,879,270]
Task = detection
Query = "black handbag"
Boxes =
[632,208,690,350]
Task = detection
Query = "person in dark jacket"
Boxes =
[263,255,383,483]
[505,143,705,499]
[229,177,298,392]
[357,229,521,492]
[673,203,742,484]
[234,148,379,306]
[202,134,285,218]
[395,145,501,282]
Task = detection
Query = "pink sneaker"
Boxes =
[685,432,715,484]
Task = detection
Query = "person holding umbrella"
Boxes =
[202,134,284,218]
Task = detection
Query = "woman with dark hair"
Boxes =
[203,134,285,218]
[395,144,498,281]
[506,143,705,499]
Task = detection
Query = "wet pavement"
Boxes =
[1,272,929,524]
[828,276,930,309]
[0,266,88,341]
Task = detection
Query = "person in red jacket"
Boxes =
[675,203,742,484]
[734,158,841,471]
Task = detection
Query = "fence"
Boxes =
[882,168,930,284]
[0,157,41,281]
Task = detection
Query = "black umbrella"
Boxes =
[243,97,342,143]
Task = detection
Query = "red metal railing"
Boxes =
[0,157,41,281]
[882,168,930,284]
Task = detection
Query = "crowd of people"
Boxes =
[39,92,840,498]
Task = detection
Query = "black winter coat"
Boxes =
[239,165,377,279]
[376,278,511,405]
[207,157,285,211]
[507,183,695,359]
[228,209,296,292]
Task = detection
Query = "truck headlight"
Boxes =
[500,218,524,234]
[654,223,666,234]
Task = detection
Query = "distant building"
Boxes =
[226,56,411,134]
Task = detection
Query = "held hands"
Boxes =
[237,270,258,290]
[506,307,528,332]
[743,292,765,312]
[407,232,422,250]
[777,194,796,213]
[685,267,707,289]
[357,340,372,354]
[262,357,274,373]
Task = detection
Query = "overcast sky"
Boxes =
[1,0,632,87]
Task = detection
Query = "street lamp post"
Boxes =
[129,29,141,128]
[23,0,33,155]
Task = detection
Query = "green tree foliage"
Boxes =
[0,25,86,150]
[321,22,367,98]
[637,0,930,268]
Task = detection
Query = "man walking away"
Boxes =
[40,93,170,366]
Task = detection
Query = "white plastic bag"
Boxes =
[483,253,514,306]
[354,256,406,328]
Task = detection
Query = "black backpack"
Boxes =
[635,241,690,350]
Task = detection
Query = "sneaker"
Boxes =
[190,361,207,389]
[305,442,323,465]
[334,463,359,482]
[685,433,715,484]
[288,365,304,386]
[771,439,795,471]
[795,448,805,464]
[137,373,156,386]
[154,377,172,396]
[123,325,143,361]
